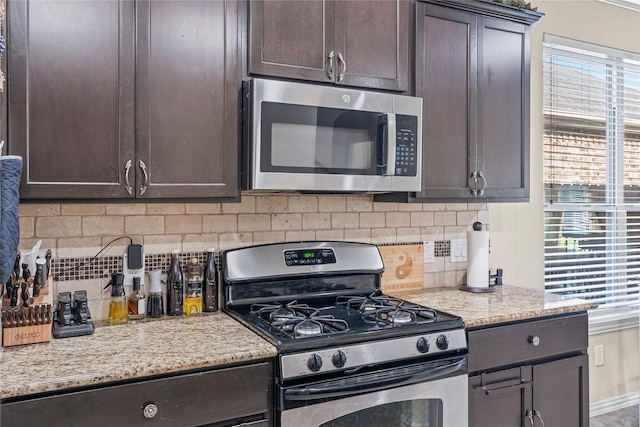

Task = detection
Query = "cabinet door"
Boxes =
[477,17,530,201]
[532,354,589,427]
[1,362,273,427]
[7,0,135,199]
[136,0,240,198]
[249,0,335,84]
[334,0,410,91]
[415,3,476,199]
[469,366,533,427]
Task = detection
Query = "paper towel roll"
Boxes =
[466,230,489,288]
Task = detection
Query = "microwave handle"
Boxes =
[377,113,396,176]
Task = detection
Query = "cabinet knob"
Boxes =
[528,335,540,346]
[143,403,158,419]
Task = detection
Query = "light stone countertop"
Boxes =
[389,284,597,328]
[1,285,595,401]
[0,312,277,400]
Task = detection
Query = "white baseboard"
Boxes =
[590,392,640,417]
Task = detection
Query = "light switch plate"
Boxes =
[423,241,435,263]
[450,239,467,263]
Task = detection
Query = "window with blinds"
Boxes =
[543,34,640,314]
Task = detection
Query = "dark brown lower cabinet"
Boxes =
[469,354,589,427]
[468,313,590,427]
[0,361,273,427]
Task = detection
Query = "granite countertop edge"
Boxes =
[0,312,277,401]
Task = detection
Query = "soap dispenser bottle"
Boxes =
[106,272,127,325]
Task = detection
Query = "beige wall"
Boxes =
[489,0,640,406]
[490,0,640,290]
[590,329,640,403]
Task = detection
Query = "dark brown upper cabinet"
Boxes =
[248,0,411,92]
[378,0,542,203]
[418,1,541,202]
[7,0,240,200]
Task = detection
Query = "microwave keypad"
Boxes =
[395,130,417,176]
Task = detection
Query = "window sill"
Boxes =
[588,309,639,335]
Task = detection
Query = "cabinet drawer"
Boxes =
[1,362,272,427]
[467,312,588,373]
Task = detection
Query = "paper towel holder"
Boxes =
[460,268,503,293]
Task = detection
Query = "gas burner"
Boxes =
[294,320,324,337]
[386,309,414,325]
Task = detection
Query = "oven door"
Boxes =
[278,355,468,427]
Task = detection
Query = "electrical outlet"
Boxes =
[123,253,145,286]
[450,239,467,263]
[424,241,435,263]
[594,345,605,366]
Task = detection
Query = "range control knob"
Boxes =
[436,334,449,350]
[416,337,430,353]
[332,350,347,368]
[307,353,323,372]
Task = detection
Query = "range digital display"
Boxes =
[284,248,337,266]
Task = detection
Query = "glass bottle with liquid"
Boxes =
[184,257,203,315]
[107,272,127,325]
[127,276,146,320]
[166,250,184,316]
[203,248,218,312]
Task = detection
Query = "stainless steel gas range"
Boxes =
[222,241,468,427]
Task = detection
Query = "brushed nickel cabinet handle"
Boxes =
[526,410,535,426]
[534,410,545,426]
[327,50,335,81]
[337,52,346,82]
[139,160,148,196]
[124,159,133,195]
[470,171,479,196]
[478,170,487,197]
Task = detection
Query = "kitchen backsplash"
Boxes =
[18,194,488,321]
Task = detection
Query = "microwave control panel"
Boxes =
[394,115,418,176]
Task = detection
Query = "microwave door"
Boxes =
[377,113,397,176]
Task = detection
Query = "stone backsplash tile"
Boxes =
[18,195,485,321]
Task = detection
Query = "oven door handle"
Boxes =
[284,356,466,401]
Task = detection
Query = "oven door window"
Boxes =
[319,399,443,427]
[261,102,382,175]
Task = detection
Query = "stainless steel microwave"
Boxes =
[242,78,423,193]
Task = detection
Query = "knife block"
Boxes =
[2,276,54,347]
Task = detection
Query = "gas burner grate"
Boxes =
[250,301,349,338]
[337,293,440,327]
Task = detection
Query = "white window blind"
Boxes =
[543,34,640,313]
